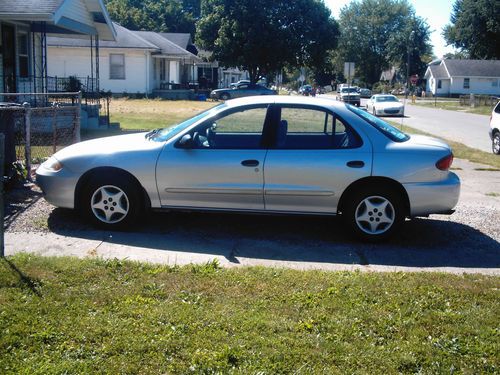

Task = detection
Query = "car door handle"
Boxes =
[241,159,259,167]
[346,160,365,168]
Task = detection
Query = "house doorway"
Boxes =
[2,24,17,93]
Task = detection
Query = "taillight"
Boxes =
[436,153,454,171]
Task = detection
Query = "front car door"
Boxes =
[156,104,272,210]
[263,104,372,213]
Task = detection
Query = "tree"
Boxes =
[335,0,432,85]
[443,0,500,59]
[104,0,198,35]
[196,0,339,84]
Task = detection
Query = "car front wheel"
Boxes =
[343,188,404,241]
[220,93,230,100]
[83,172,143,229]
[493,132,500,155]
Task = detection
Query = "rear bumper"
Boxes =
[403,172,460,217]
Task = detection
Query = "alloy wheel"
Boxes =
[354,195,395,235]
[91,185,130,224]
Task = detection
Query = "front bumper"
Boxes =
[36,166,79,209]
[403,172,460,217]
[376,107,404,116]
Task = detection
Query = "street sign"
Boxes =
[344,62,355,78]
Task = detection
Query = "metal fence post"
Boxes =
[75,91,81,143]
[24,104,32,182]
[0,133,4,257]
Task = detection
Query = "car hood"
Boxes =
[53,132,163,161]
[375,101,403,108]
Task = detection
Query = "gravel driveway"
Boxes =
[4,159,500,275]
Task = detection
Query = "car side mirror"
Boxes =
[177,133,193,148]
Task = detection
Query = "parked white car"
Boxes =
[366,94,405,117]
[490,100,500,155]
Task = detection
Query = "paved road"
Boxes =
[359,98,492,152]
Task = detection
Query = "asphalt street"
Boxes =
[359,97,492,152]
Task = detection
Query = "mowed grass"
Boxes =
[109,98,218,130]
[412,100,495,116]
[1,254,499,374]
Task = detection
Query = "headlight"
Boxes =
[42,157,63,171]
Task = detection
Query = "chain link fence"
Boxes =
[0,92,81,180]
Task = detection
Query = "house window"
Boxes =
[109,54,125,79]
[18,32,29,78]
[437,80,442,89]
[463,78,470,89]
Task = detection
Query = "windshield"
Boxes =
[342,88,358,93]
[376,95,398,102]
[151,103,227,142]
[347,105,410,142]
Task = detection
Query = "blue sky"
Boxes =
[324,0,457,57]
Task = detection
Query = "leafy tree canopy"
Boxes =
[196,0,339,83]
[443,0,500,59]
[334,0,432,85]
[104,0,199,35]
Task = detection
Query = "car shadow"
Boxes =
[46,208,500,270]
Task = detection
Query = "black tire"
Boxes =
[493,132,500,155]
[82,171,143,229]
[343,187,405,241]
[220,93,230,100]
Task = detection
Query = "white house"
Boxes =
[425,59,500,97]
[1,0,115,96]
[47,23,202,96]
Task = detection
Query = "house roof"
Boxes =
[444,59,500,77]
[160,33,191,50]
[0,0,116,41]
[427,63,449,79]
[0,0,64,14]
[133,31,201,61]
[48,22,158,49]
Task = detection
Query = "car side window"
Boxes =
[189,105,268,149]
[276,106,362,149]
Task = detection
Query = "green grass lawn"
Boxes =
[1,254,498,374]
[411,100,495,116]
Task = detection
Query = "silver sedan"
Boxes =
[36,96,460,241]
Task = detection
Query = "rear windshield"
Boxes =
[347,105,410,142]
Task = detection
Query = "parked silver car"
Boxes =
[367,94,405,117]
[210,83,276,100]
[37,96,460,241]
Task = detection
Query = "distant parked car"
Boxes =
[490,100,500,154]
[210,83,276,100]
[338,87,360,106]
[359,88,372,98]
[366,94,405,117]
[299,85,313,96]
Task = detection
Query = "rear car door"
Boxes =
[263,105,372,213]
[156,104,271,210]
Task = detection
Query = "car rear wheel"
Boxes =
[493,132,500,155]
[83,172,142,229]
[220,93,230,100]
[343,188,404,241]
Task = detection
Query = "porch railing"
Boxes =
[1,75,98,95]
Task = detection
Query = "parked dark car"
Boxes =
[359,88,372,98]
[299,85,313,96]
[210,83,276,100]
